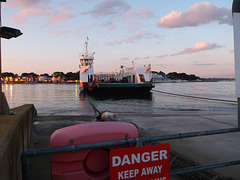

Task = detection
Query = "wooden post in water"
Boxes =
[233,0,240,127]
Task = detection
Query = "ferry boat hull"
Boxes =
[85,83,154,96]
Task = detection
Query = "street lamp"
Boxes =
[0,0,23,114]
[1,26,23,39]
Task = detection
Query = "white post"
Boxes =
[0,2,2,114]
[0,2,9,114]
[233,0,240,127]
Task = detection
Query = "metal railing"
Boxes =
[21,127,240,180]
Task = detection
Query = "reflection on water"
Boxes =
[74,84,78,102]
[4,84,13,103]
[2,82,237,116]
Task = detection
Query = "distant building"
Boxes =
[38,75,52,82]
[52,76,64,83]
[151,71,170,83]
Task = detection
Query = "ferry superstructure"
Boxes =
[79,41,95,91]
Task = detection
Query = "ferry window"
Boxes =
[89,60,93,67]
[139,74,145,82]
[80,60,84,66]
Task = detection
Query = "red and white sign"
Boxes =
[110,144,170,180]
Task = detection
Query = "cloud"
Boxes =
[133,56,150,61]
[9,9,44,25]
[157,2,232,28]
[120,56,151,62]
[87,0,130,18]
[193,63,216,66]
[138,8,153,19]
[121,57,130,61]
[48,4,75,24]
[121,7,153,27]
[83,0,152,29]
[7,0,49,25]
[103,22,117,30]
[155,54,168,59]
[7,0,49,8]
[7,0,74,25]
[172,42,223,56]
[152,42,223,58]
[106,33,146,45]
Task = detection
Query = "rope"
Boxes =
[152,89,237,104]
[85,94,101,115]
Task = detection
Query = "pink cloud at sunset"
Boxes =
[48,4,75,24]
[6,0,49,8]
[172,42,223,56]
[7,1,74,25]
[103,22,117,30]
[87,0,130,18]
[106,33,146,45]
[157,2,232,28]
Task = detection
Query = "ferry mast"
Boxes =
[79,40,95,91]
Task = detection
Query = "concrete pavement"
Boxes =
[29,111,240,179]
[117,111,240,179]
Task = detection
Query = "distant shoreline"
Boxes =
[2,81,79,84]
[2,79,235,85]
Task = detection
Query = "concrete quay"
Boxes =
[27,111,240,180]
[0,104,36,180]
[117,111,240,179]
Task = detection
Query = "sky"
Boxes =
[1,0,235,78]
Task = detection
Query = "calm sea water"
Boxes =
[2,81,237,116]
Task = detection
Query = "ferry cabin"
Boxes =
[79,41,95,90]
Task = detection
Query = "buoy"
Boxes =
[96,110,117,121]
[50,122,138,180]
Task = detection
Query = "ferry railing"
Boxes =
[21,127,240,180]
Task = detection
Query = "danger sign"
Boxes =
[110,144,170,180]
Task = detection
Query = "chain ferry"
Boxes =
[79,41,155,96]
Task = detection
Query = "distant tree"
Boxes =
[21,73,28,77]
[159,71,165,76]
[178,73,187,80]
[167,72,200,80]
[28,72,39,81]
[167,72,178,80]
[40,73,50,77]
[2,72,15,77]
[29,72,38,76]
[52,71,65,78]
[65,72,79,80]
[76,71,80,80]
[188,74,200,80]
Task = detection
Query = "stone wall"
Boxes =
[0,104,36,180]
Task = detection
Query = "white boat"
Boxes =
[79,40,154,96]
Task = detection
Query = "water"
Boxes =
[2,81,237,116]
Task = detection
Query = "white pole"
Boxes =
[232,0,240,127]
[0,2,2,114]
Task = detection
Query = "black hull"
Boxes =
[84,83,154,99]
